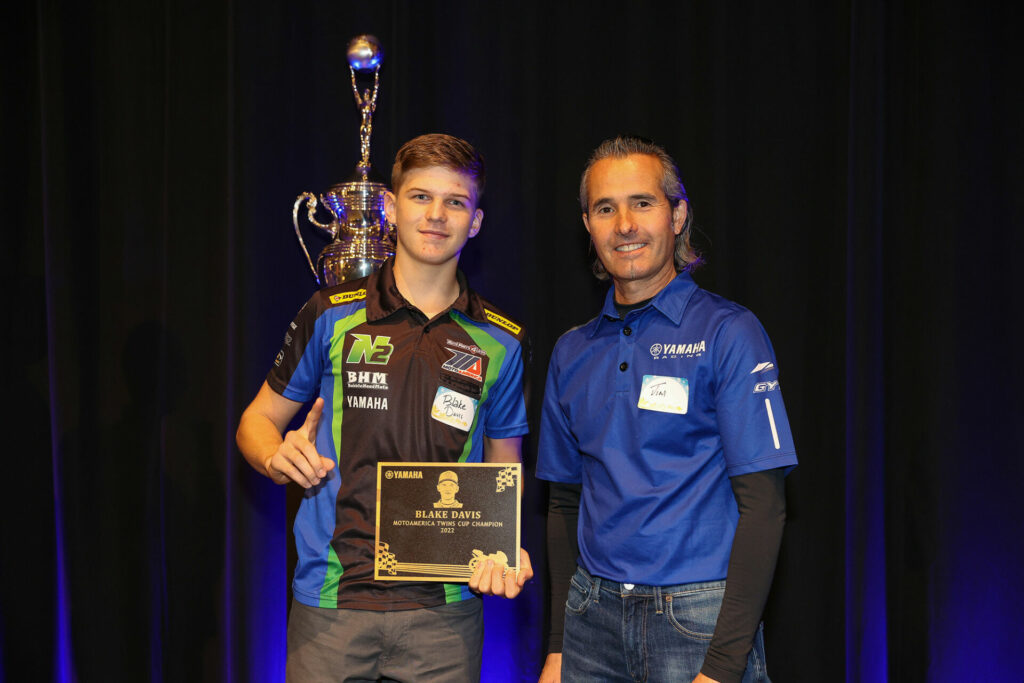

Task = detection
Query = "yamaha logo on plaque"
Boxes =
[374,462,521,582]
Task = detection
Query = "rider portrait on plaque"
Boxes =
[434,470,464,508]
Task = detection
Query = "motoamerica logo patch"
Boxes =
[442,350,484,382]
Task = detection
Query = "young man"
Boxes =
[537,136,797,683]
[237,134,532,681]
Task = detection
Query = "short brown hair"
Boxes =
[391,134,486,200]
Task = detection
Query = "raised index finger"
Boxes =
[301,397,325,439]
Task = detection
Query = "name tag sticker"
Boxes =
[431,386,478,431]
[638,375,689,414]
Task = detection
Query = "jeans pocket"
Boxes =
[564,574,594,615]
[746,622,770,682]
[665,585,725,641]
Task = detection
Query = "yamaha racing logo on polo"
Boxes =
[649,339,706,360]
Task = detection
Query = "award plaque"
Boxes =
[374,462,521,582]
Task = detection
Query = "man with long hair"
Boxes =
[538,136,797,683]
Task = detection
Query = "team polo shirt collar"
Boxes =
[589,271,699,337]
[365,257,488,324]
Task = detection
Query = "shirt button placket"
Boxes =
[617,320,635,392]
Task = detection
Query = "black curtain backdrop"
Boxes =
[5,1,1022,681]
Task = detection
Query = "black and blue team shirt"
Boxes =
[267,258,528,610]
[536,272,798,586]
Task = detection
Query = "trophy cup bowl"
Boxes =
[316,180,393,285]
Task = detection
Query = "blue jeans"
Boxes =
[562,566,770,682]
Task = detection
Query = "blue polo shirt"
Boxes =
[536,272,797,585]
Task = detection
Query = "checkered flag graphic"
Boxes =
[495,466,518,493]
[376,542,398,575]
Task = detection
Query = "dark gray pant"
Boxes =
[286,598,483,683]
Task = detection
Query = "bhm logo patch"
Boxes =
[347,371,389,391]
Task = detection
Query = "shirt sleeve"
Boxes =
[536,343,582,483]
[266,293,325,403]
[482,337,529,439]
[712,310,798,476]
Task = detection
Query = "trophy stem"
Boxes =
[350,64,381,181]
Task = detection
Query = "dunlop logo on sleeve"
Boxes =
[484,309,521,335]
[330,289,368,305]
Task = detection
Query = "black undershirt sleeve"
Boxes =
[545,481,581,654]
[700,468,787,683]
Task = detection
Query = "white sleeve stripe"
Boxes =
[765,398,781,450]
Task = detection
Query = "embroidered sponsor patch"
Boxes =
[329,289,367,305]
[346,334,394,365]
[445,338,487,356]
[346,370,389,391]
[637,375,689,414]
[442,350,484,382]
[345,394,389,410]
[430,386,478,431]
[484,309,521,336]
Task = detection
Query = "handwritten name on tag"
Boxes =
[431,386,478,431]
[637,375,689,414]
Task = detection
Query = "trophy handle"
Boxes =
[293,192,334,282]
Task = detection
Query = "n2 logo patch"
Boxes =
[346,334,394,365]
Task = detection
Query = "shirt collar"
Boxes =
[366,256,487,323]
[589,271,698,337]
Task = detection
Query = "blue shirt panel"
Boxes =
[274,299,361,604]
[450,310,530,441]
[536,272,798,585]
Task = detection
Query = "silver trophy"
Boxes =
[293,35,395,286]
